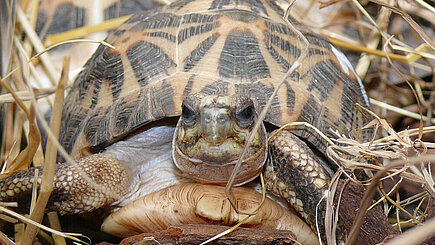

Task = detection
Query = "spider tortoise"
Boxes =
[1,0,373,243]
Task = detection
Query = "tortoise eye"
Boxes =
[236,104,254,128]
[181,104,197,125]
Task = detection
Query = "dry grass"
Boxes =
[0,0,434,244]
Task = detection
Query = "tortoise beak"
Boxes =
[200,107,232,145]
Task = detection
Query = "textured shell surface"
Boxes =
[60,0,370,159]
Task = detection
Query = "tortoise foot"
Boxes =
[0,153,131,214]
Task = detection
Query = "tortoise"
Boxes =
[1,0,372,243]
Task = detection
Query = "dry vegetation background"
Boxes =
[0,0,434,244]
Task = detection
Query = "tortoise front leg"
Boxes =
[264,129,334,242]
[0,154,132,214]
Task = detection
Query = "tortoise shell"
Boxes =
[60,0,370,159]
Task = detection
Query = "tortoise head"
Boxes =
[172,94,267,185]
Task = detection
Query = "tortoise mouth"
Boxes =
[172,118,268,185]
[178,137,255,166]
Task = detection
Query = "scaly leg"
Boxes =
[1,153,131,214]
[265,129,333,242]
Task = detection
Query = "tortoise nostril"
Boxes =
[204,113,212,123]
[217,114,229,124]
[200,108,232,145]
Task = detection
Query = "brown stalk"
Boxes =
[328,37,409,64]
[379,180,420,223]
[21,57,68,244]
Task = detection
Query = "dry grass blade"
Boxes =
[0,80,41,174]
[324,170,343,245]
[0,206,86,244]
[369,0,435,49]
[1,38,114,87]
[385,217,435,245]
[328,37,410,64]
[22,57,68,244]
[47,211,67,245]
[0,231,14,245]
[370,98,435,124]
[44,15,131,46]
[16,5,57,85]
[0,87,56,103]
[371,126,435,145]
[0,0,15,77]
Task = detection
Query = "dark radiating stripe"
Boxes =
[267,34,301,59]
[147,31,176,42]
[242,0,268,16]
[182,13,215,24]
[182,75,195,98]
[76,45,105,103]
[222,10,261,22]
[209,0,268,16]
[285,81,295,111]
[111,98,134,137]
[113,29,126,36]
[297,94,319,126]
[130,83,175,127]
[209,0,231,9]
[130,13,181,31]
[308,48,326,57]
[178,23,216,44]
[219,30,270,82]
[90,79,101,109]
[184,34,219,71]
[305,33,330,49]
[76,46,125,109]
[59,106,89,154]
[267,22,294,35]
[153,80,175,116]
[200,80,229,95]
[265,40,289,71]
[127,41,176,87]
[83,107,111,148]
[104,51,124,102]
[304,59,346,102]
